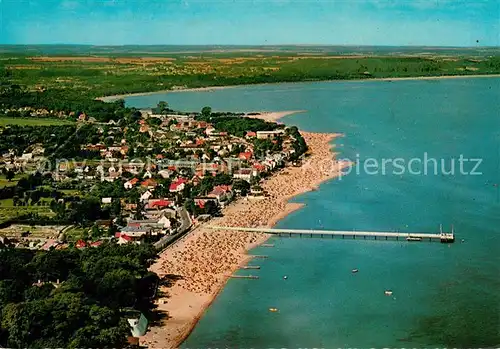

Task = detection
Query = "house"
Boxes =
[157,169,171,179]
[252,163,267,176]
[90,241,103,248]
[143,170,153,179]
[238,152,253,161]
[194,198,209,209]
[207,185,233,202]
[126,312,148,337]
[75,240,87,249]
[148,199,173,210]
[40,239,59,251]
[233,168,253,182]
[125,203,138,211]
[250,186,264,196]
[115,233,134,244]
[256,130,285,139]
[246,131,257,138]
[141,179,158,190]
[101,197,112,204]
[118,226,151,238]
[205,126,216,135]
[124,178,139,189]
[157,215,172,229]
[140,190,153,202]
[169,178,187,192]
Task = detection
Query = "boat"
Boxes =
[352,268,359,273]
[406,236,422,241]
[384,290,393,296]
[269,308,278,312]
[283,275,288,280]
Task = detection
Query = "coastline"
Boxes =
[97,73,500,102]
[140,127,349,348]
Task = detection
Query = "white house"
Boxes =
[158,215,172,229]
[101,197,112,204]
[233,169,253,182]
[140,190,153,202]
[124,178,139,189]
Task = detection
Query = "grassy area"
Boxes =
[59,189,81,195]
[0,198,55,224]
[0,174,27,188]
[63,226,89,241]
[0,116,74,126]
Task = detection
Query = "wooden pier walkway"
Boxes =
[230,275,259,279]
[209,226,455,243]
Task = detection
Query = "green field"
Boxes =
[0,174,23,188]
[63,226,89,241]
[0,116,74,126]
[1,45,499,98]
[0,201,55,224]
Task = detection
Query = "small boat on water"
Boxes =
[269,308,278,312]
[352,268,359,273]
[384,290,393,296]
[406,236,422,241]
[283,275,288,280]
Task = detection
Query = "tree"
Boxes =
[201,106,212,118]
[6,170,15,182]
[233,179,250,196]
[157,101,169,113]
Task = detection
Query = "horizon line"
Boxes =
[0,43,499,49]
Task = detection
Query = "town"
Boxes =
[0,100,307,250]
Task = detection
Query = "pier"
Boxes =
[208,226,455,243]
[230,275,259,279]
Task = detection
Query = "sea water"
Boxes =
[126,78,500,348]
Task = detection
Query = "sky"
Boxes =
[1,0,499,46]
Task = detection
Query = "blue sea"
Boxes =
[126,78,500,348]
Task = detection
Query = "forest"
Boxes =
[0,243,158,348]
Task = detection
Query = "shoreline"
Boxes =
[97,73,500,102]
[140,125,349,348]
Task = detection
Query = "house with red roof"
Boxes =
[246,131,257,138]
[149,199,173,209]
[238,152,253,161]
[75,240,87,249]
[124,178,139,189]
[252,163,267,176]
[141,179,158,189]
[90,241,103,248]
[207,185,233,203]
[115,233,134,244]
[169,178,188,192]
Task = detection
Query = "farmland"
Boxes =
[1,45,499,98]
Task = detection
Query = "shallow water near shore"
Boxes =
[126,78,500,348]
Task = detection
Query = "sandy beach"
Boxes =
[97,73,500,102]
[248,110,306,122]
[140,129,349,348]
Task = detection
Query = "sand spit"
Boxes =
[140,131,349,348]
